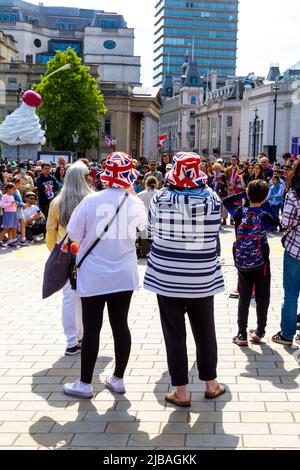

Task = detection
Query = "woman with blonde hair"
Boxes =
[46,161,94,356]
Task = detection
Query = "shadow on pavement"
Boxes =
[29,359,240,450]
[239,342,299,390]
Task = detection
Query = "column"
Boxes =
[143,113,158,160]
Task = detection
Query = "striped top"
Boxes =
[144,187,225,298]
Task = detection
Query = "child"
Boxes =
[12,177,27,245]
[268,175,285,220]
[224,180,278,346]
[0,182,18,248]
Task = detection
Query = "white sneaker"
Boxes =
[63,379,93,399]
[105,376,126,394]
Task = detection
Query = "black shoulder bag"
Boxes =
[70,192,129,290]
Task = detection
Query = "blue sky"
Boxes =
[30,0,300,85]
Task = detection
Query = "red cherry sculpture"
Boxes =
[23,90,43,108]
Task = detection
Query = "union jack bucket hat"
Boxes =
[166,152,208,188]
[100,152,139,188]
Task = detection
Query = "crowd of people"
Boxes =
[0,150,299,404]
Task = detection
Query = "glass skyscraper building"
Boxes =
[154,0,239,86]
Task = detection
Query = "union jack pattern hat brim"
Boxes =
[166,152,208,188]
[100,152,139,188]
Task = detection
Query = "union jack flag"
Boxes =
[104,135,112,147]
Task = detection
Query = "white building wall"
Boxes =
[240,83,300,162]
[1,22,141,85]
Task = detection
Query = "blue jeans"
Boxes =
[281,251,300,340]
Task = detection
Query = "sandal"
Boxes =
[205,384,226,400]
[165,391,191,408]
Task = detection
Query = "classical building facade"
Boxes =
[92,83,161,161]
[154,0,239,86]
[0,0,141,85]
[0,30,18,62]
[240,80,300,162]
[195,80,242,160]
[159,57,204,154]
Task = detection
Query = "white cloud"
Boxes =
[27,0,300,84]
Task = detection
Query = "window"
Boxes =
[8,78,17,84]
[191,96,196,104]
[191,76,198,86]
[103,40,117,50]
[34,39,42,48]
[104,117,111,135]
[226,136,232,152]
[227,116,233,127]
[56,23,76,31]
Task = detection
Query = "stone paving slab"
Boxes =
[0,230,299,450]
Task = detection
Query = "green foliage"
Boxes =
[34,49,106,153]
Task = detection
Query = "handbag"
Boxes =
[281,221,300,248]
[70,192,129,291]
[42,235,75,299]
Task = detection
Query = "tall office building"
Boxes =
[154,0,239,86]
[0,0,141,84]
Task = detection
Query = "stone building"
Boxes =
[90,83,161,161]
[0,30,18,63]
[159,57,204,154]
[0,0,141,85]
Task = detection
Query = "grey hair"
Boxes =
[58,161,94,228]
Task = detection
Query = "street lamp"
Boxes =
[16,137,21,163]
[237,128,241,159]
[17,84,23,106]
[72,130,79,160]
[168,130,173,159]
[272,84,280,163]
[111,138,117,152]
[252,108,259,159]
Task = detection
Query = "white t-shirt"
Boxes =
[137,188,159,212]
[23,205,40,220]
[67,188,147,297]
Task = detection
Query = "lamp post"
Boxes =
[252,108,259,159]
[272,84,280,163]
[237,128,241,159]
[168,129,173,159]
[72,130,79,161]
[111,138,117,153]
[16,136,21,163]
[17,84,23,106]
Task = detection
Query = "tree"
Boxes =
[34,49,106,153]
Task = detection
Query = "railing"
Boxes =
[0,62,47,73]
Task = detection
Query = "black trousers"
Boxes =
[26,223,46,240]
[237,263,271,335]
[157,295,217,386]
[80,291,133,384]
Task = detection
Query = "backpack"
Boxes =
[233,208,267,272]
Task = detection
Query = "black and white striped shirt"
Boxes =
[144,187,225,298]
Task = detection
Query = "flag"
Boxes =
[104,135,112,147]
[159,133,168,145]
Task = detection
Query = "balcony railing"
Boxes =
[0,62,47,74]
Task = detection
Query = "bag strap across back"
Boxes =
[77,192,129,270]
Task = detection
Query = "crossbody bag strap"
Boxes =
[286,221,300,236]
[77,192,129,270]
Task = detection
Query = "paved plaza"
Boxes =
[0,228,299,450]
